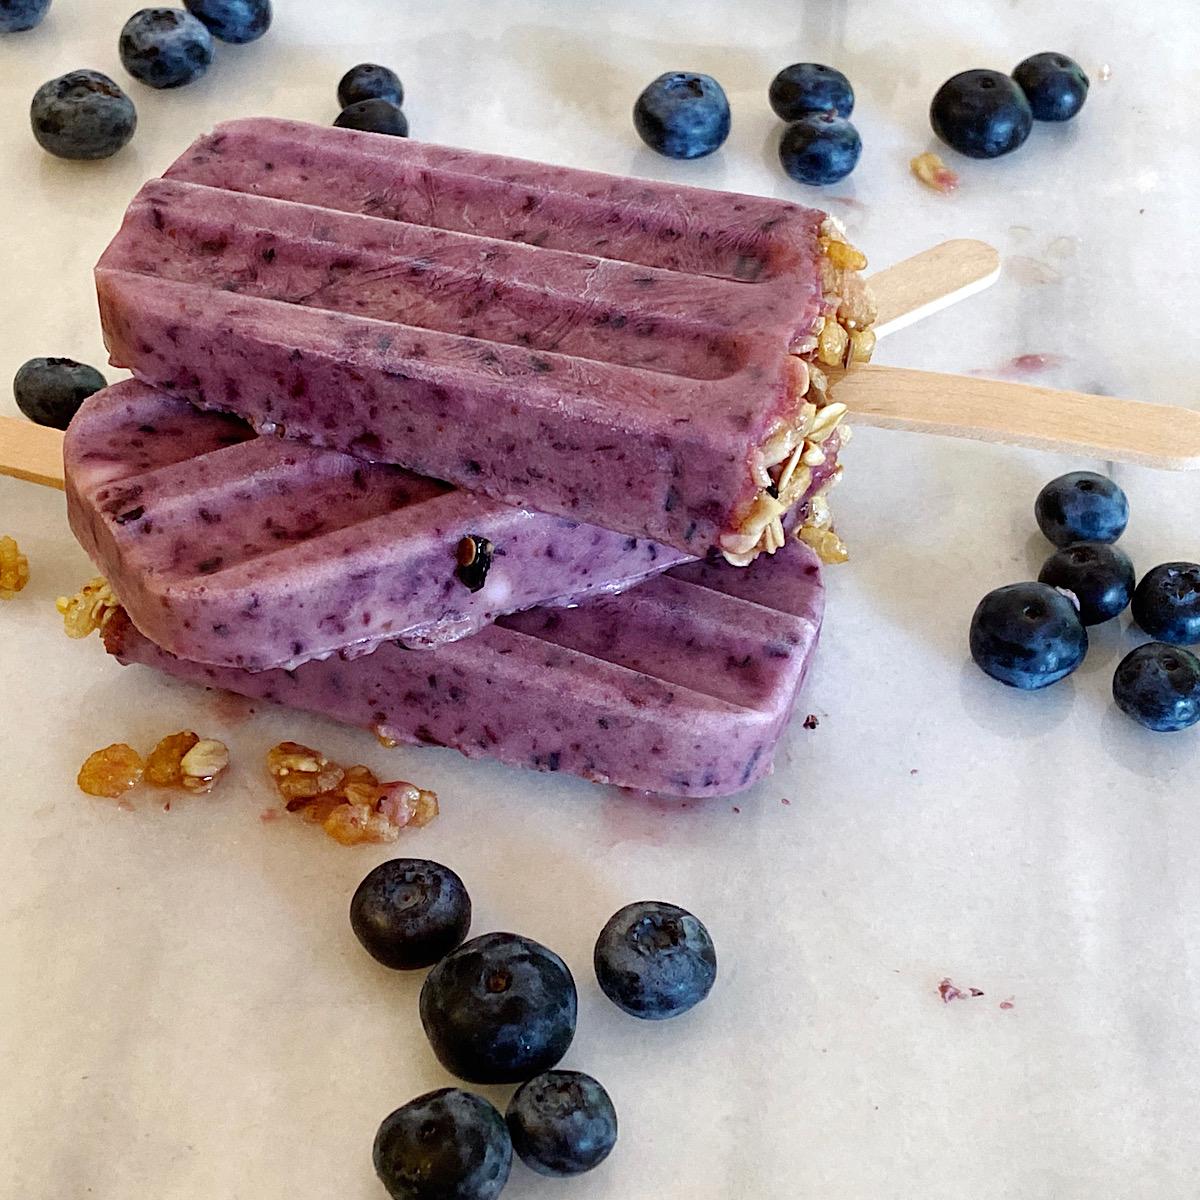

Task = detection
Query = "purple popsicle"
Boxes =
[101,538,825,797]
[96,118,872,565]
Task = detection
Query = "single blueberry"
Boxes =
[1131,562,1200,645]
[334,98,409,137]
[633,72,730,160]
[29,71,137,160]
[506,1070,617,1178]
[594,900,716,1020]
[373,1088,512,1200]
[119,8,213,90]
[769,62,854,120]
[419,932,577,1084]
[969,581,1088,689]
[350,858,470,970]
[1034,471,1128,547]
[183,0,270,43]
[1012,52,1089,122]
[1,0,50,33]
[778,113,861,185]
[1113,644,1200,733]
[338,62,403,109]
[14,357,107,429]
[1037,542,1135,626]
[930,69,1033,159]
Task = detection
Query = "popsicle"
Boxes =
[69,378,781,670]
[95,117,875,565]
[99,537,825,797]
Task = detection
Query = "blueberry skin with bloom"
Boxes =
[1037,542,1135,626]
[769,62,854,120]
[334,98,408,137]
[1,0,51,33]
[1113,643,1200,732]
[1012,52,1089,122]
[183,0,271,43]
[633,72,731,160]
[373,1088,512,1200]
[506,1070,618,1177]
[13,357,107,428]
[29,71,137,160]
[969,581,1088,689]
[1034,471,1129,547]
[1132,562,1200,645]
[930,69,1033,158]
[778,113,861,185]
[338,62,403,109]
[594,900,717,1020]
[119,8,214,90]
[419,932,577,1084]
[350,858,471,970]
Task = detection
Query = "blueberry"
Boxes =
[1037,542,1135,626]
[334,99,408,137]
[119,8,213,90]
[373,1088,512,1200]
[1,0,50,33]
[594,900,716,1020]
[350,858,470,970]
[633,72,730,160]
[1012,52,1089,122]
[969,581,1088,689]
[1034,471,1128,547]
[506,1070,617,1178]
[338,62,403,109]
[1113,644,1200,733]
[778,113,861,185]
[183,0,270,43]
[930,69,1033,159]
[29,71,137,161]
[1132,563,1200,645]
[419,932,577,1084]
[14,357,107,429]
[768,62,854,120]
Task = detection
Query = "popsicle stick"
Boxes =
[0,415,64,489]
[841,365,1200,471]
[868,239,1001,338]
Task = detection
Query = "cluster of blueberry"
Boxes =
[14,1,271,161]
[632,64,863,186]
[350,858,716,1199]
[333,63,409,137]
[970,472,1200,732]
[931,52,1089,161]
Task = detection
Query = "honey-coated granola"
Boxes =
[267,740,438,845]
[0,536,29,600]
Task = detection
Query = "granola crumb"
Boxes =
[57,577,119,638]
[938,978,985,1004]
[1000,997,1016,1010]
[910,151,960,194]
[266,741,438,845]
[144,731,200,787]
[179,738,230,794]
[802,714,819,730]
[0,536,30,600]
[78,743,144,798]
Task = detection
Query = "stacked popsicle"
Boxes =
[66,117,880,796]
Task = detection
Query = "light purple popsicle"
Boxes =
[65,380,695,670]
[96,118,870,562]
[103,538,825,797]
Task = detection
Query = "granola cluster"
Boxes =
[77,731,230,800]
[57,577,120,638]
[266,741,438,846]
[0,536,30,600]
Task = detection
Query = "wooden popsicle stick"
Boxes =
[840,365,1200,471]
[866,238,1001,339]
[0,415,64,489]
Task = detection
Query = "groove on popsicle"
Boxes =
[166,118,828,286]
[102,179,783,382]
